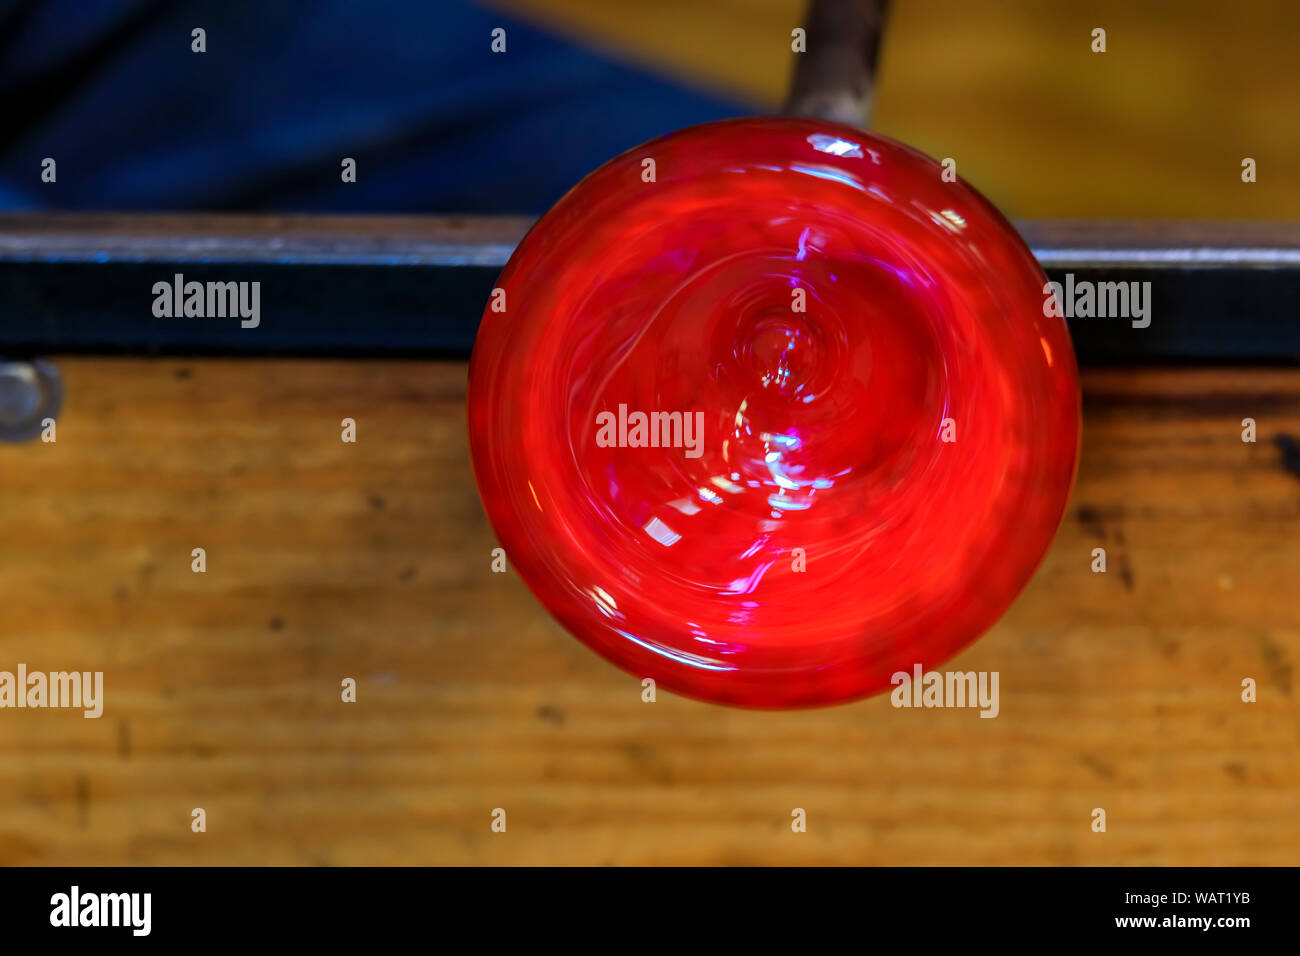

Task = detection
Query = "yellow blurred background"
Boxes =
[493,0,1300,219]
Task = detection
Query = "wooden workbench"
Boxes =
[0,358,1294,865]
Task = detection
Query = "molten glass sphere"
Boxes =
[469,117,1079,708]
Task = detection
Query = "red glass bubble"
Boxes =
[469,117,1080,708]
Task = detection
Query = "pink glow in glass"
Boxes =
[469,117,1080,708]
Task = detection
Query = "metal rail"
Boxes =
[0,214,1296,363]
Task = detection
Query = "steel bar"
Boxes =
[0,214,1296,363]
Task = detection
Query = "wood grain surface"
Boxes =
[0,358,1296,866]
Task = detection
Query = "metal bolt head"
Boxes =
[0,360,62,442]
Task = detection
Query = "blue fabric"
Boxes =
[0,0,753,213]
